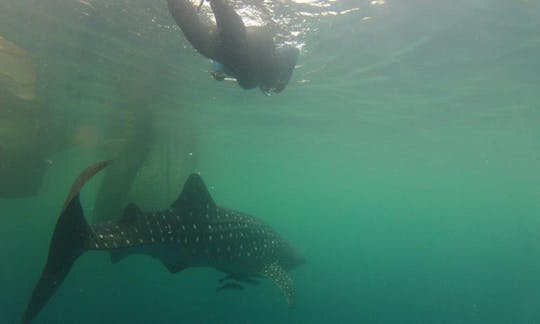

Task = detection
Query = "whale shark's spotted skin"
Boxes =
[89,206,289,274]
[22,161,304,323]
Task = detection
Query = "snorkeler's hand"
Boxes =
[211,70,226,81]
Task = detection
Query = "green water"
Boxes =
[1,0,540,323]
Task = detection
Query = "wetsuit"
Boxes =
[167,0,299,93]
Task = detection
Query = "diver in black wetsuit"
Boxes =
[167,0,299,94]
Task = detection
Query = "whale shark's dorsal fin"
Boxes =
[172,173,216,216]
[108,203,143,264]
[119,203,143,224]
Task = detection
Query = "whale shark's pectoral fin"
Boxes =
[260,262,295,309]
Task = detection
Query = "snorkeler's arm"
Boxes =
[167,0,217,58]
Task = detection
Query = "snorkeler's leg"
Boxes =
[209,0,246,44]
[209,0,253,87]
[167,0,217,58]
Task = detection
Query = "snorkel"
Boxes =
[259,46,299,95]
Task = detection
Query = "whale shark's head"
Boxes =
[278,241,306,271]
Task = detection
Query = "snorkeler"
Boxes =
[167,0,299,95]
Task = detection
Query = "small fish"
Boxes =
[216,282,244,293]
[219,273,261,285]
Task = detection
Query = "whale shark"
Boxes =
[22,161,305,323]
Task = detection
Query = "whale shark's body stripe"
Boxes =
[22,161,304,323]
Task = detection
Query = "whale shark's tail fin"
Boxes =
[21,161,111,324]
